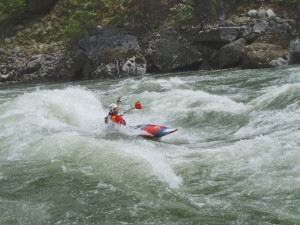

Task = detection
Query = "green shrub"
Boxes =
[62,1,97,41]
[0,0,26,22]
[254,0,297,4]
[166,3,198,29]
[101,0,143,25]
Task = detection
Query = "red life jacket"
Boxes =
[110,115,126,126]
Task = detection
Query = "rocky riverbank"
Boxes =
[1,3,300,83]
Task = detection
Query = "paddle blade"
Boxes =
[135,101,142,109]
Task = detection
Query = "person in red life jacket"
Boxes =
[104,96,126,125]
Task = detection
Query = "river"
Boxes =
[0,66,299,224]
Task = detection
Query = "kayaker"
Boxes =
[104,96,126,125]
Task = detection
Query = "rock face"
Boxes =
[289,39,300,64]
[58,27,146,81]
[27,0,59,14]
[147,28,203,72]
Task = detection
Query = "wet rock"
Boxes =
[220,38,246,68]
[289,39,300,64]
[268,57,287,67]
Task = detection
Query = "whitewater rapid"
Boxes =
[0,66,299,224]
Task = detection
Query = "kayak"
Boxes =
[136,124,178,139]
[109,115,177,139]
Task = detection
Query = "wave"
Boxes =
[247,83,300,111]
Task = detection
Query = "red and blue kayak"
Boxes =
[109,115,177,139]
[136,124,178,139]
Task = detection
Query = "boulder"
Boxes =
[148,28,202,72]
[247,10,258,18]
[220,38,246,68]
[243,42,287,69]
[266,9,276,18]
[59,26,146,80]
[289,39,300,64]
[28,0,59,14]
[268,57,288,67]
[257,9,266,20]
[26,54,46,74]
[194,27,241,44]
[256,19,293,48]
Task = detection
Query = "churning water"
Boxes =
[0,66,300,224]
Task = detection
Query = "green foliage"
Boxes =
[0,0,26,22]
[254,0,297,3]
[62,0,98,41]
[101,0,143,25]
[271,0,297,3]
[166,3,198,29]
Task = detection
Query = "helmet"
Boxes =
[108,103,118,112]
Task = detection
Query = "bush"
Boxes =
[62,1,97,41]
[101,0,143,25]
[166,3,198,29]
[0,0,26,22]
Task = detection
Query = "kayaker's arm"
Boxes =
[117,95,125,116]
[117,95,122,108]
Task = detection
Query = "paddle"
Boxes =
[124,101,142,114]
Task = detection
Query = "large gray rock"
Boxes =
[243,42,287,69]
[148,28,202,72]
[220,38,246,68]
[289,39,300,64]
[27,0,59,14]
[256,18,293,48]
[58,26,146,80]
[194,27,241,44]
